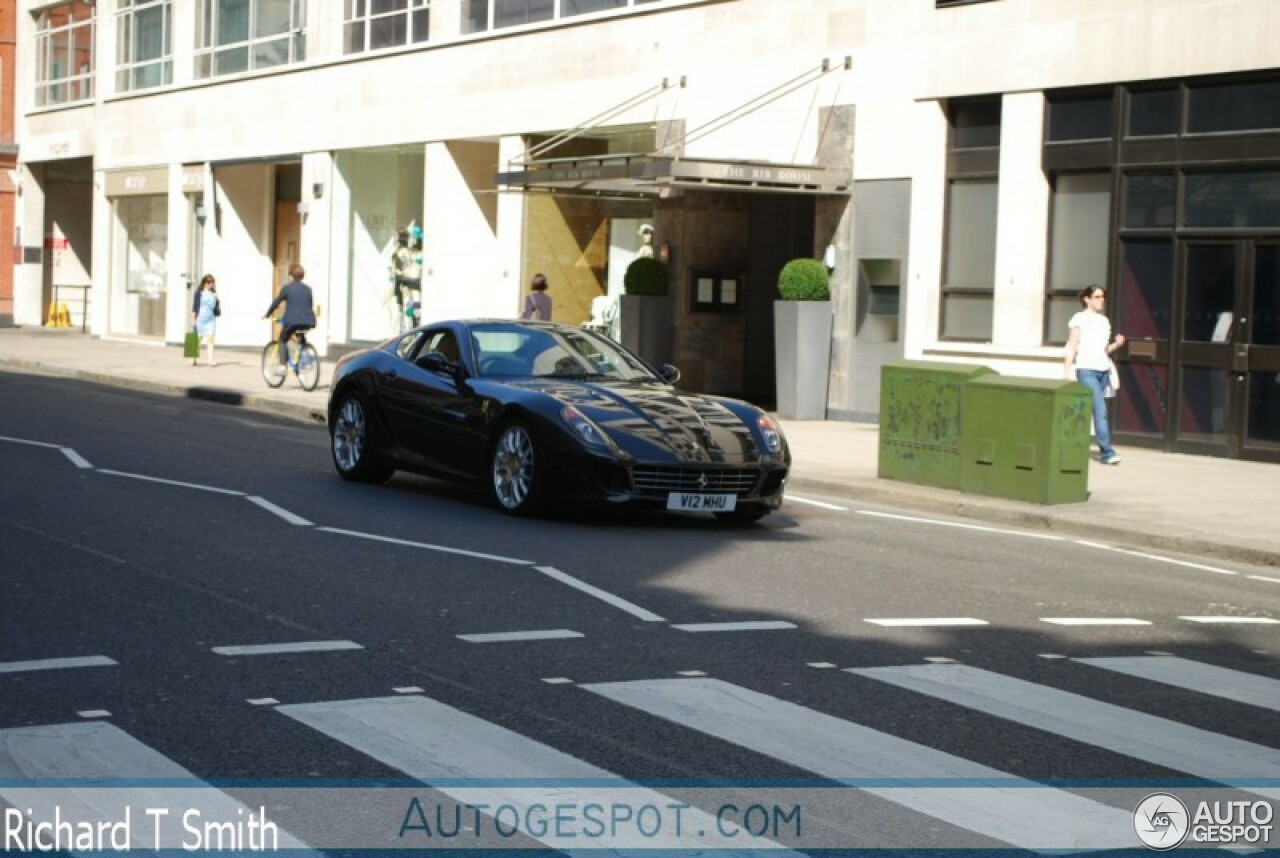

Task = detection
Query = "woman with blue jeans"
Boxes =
[1064,285,1125,465]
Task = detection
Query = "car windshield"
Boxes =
[470,324,658,382]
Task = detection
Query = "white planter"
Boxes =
[774,300,832,419]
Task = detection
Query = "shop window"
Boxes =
[1045,173,1111,345]
[1047,92,1113,142]
[1184,171,1280,229]
[564,0,627,13]
[116,0,172,92]
[1126,87,1180,138]
[34,2,95,107]
[463,0,694,34]
[195,0,306,79]
[343,0,429,53]
[1122,173,1176,229]
[949,97,1001,150]
[1187,78,1280,135]
[941,179,997,341]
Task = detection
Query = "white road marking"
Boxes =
[76,710,112,719]
[247,697,280,706]
[677,669,708,676]
[59,447,93,469]
[807,662,839,669]
[540,677,574,684]
[97,468,245,496]
[1248,575,1280,585]
[924,656,958,663]
[278,694,797,853]
[212,640,364,656]
[0,435,61,448]
[318,526,531,565]
[1180,616,1280,624]
[392,686,424,694]
[865,617,989,627]
[1040,617,1151,626]
[246,495,313,526]
[1075,656,1280,711]
[850,663,1280,801]
[673,620,797,633]
[856,510,1064,540]
[584,676,1131,851]
[456,629,583,644]
[0,655,117,674]
[1110,548,1238,575]
[786,494,848,511]
[0,722,310,850]
[533,565,665,622]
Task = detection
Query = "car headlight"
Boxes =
[756,414,784,454]
[561,404,619,453]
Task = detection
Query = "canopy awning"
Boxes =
[496,153,851,197]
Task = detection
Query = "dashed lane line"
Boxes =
[0,655,118,674]
[246,495,313,526]
[533,566,665,623]
[317,526,532,565]
[211,640,365,656]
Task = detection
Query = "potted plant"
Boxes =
[774,258,832,419]
[620,257,674,367]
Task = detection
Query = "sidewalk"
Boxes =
[2,326,1277,568]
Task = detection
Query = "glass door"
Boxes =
[1174,242,1237,455]
[1115,239,1174,446]
[1243,243,1280,461]
[1172,241,1280,461]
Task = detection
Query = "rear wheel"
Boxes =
[715,505,770,524]
[261,342,286,388]
[491,421,543,516]
[330,392,394,483]
[296,343,320,391]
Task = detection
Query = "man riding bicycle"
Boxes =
[264,264,316,370]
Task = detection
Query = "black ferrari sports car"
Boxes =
[326,319,790,521]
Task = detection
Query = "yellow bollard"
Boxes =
[46,299,59,326]
[57,303,71,327]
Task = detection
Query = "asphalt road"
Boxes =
[2,370,1278,854]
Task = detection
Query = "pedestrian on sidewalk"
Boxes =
[1064,284,1125,465]
[520,273,552,321]
[190,274,220,367]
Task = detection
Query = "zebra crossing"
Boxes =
[2,654,1278,853]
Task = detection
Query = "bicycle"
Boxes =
[261,326,320,391]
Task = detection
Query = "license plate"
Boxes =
[667,492,736,512]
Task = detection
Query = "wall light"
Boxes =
[823,244,837,272]
[658,241,672,264]
[312,181,324,199]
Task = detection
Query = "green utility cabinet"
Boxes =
[879,361,996,490]
[960,376,1091,504]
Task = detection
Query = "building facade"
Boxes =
[11,0,1280,461]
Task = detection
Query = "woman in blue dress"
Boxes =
[190,274,220,366]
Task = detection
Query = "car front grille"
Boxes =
[631,466,761,496]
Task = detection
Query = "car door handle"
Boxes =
[386,369,398,379]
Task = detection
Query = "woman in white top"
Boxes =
[1064,285,1125,464]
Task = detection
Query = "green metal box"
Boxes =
[878,360,996,490]
[960,376,1091,504]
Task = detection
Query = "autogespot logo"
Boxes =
[1135,793,1190,850]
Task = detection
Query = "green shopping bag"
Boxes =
[183,329,200,359]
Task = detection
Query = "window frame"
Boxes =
[194,0,307,79]
[116,0,173,93]
[33,2,95,108]
[343,0,430,54]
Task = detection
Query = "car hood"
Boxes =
[514,379,765,464]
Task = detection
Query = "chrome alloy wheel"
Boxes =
[493,424,535,510]
[333,397,367,473]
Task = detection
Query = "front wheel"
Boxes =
[491,421,543,516]
[261,342,286,388]
[296,343,320,391]
[330,392,394,484]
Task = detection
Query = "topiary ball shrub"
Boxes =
[624,257,670,296]
[777,258,831,301]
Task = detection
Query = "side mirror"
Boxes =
[658,363,681,385]
[417,350,459,376]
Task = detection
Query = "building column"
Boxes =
[991,91,1050,348]
[494,135,528,318]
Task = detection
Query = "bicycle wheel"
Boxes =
[261,342,286,388]
[296,343,320,391]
